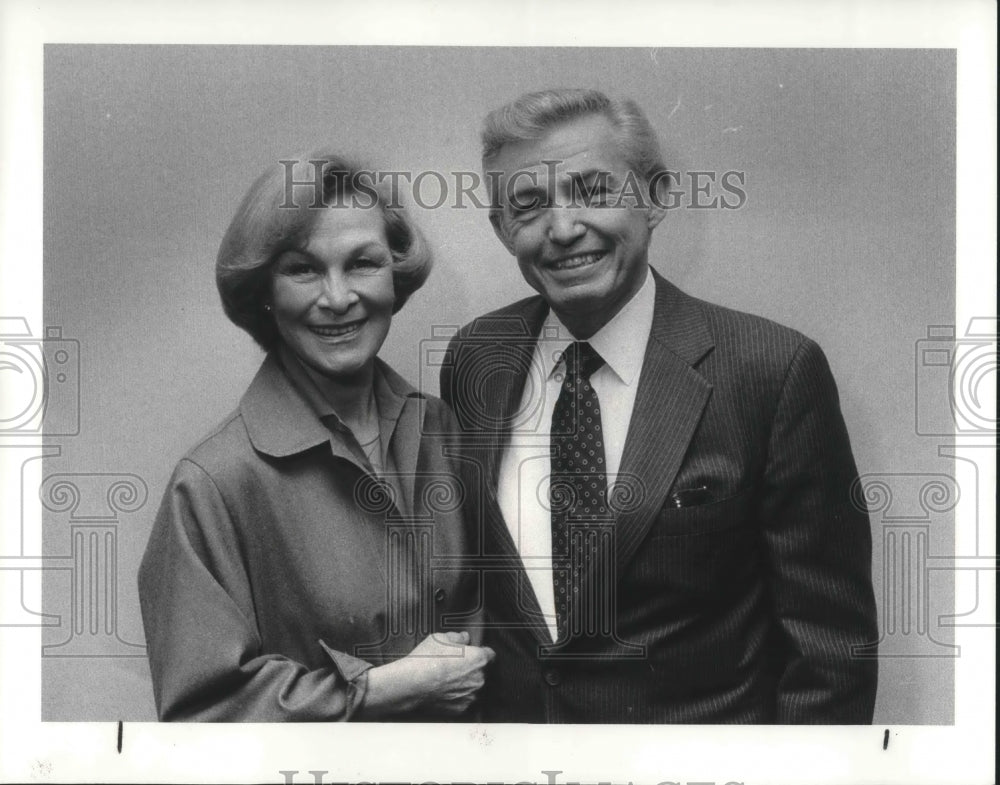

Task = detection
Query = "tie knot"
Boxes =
[563,341,605,381]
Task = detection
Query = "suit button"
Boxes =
[544,669,561,686]
[434,588,447,603]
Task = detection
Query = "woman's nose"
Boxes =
[317,272,359,312]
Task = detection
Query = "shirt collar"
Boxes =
[542,266,655,386]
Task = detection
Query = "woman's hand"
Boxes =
[358,631,495,718]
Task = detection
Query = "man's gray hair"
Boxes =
[481,88,667,188]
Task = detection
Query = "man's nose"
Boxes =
[546,207,586,245]
[317,271,359,312]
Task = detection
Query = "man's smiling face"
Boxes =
[488,113,665,338]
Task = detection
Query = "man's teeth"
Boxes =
[551,253,604,270]
[310,322,363,337]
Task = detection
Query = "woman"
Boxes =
[138,151,492,721]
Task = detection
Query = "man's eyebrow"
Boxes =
[568,168,618,185]
[509,181,546,196]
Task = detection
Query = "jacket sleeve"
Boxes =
[757,338,879,723]
[138,458,374,721]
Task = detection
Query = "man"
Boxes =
[439,88,878,723]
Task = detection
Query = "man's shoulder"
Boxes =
[451,295,548,343]
[651,282,844,421]
[695,294,808,346]
[663,277,808,346]
[653,276,825,381]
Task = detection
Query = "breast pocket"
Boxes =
[629,488,758,598]
[650,487,755,537]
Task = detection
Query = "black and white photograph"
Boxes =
[0,1,995,783]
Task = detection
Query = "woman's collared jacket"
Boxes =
[138,352,479,721]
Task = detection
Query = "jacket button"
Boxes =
[434,588,447,602]
[544,669,561,686]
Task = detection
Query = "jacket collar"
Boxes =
[646,267,715,367]
[240,351,422,459]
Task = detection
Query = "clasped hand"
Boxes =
[359,631,495,718]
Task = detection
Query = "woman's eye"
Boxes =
[283,261,316,276]
[352,255,389,270]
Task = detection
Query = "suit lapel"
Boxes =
[612,271,715,572]
[488,343,536,489]
[478,297,550,493]
[476,299,553,641]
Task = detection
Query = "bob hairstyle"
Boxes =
[481,88,667,207]
[216,150,433,351]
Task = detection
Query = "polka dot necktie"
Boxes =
[550,341,608,643]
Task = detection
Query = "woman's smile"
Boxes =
[307,317,368,340]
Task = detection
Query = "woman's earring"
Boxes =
[264,304,272,312]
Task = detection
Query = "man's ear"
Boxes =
[647,202,667,231]
[490,209,516,255]
[646,178,668,231]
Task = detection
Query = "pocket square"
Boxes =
[667,485,711,508]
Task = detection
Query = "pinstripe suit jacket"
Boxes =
[440,269,878,723]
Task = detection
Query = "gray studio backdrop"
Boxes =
[38,46,956,722]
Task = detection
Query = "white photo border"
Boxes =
[0,1,995,783]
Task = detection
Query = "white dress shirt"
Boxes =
[496,269,656,641]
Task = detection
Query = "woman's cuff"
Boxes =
[318,639,374,719]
